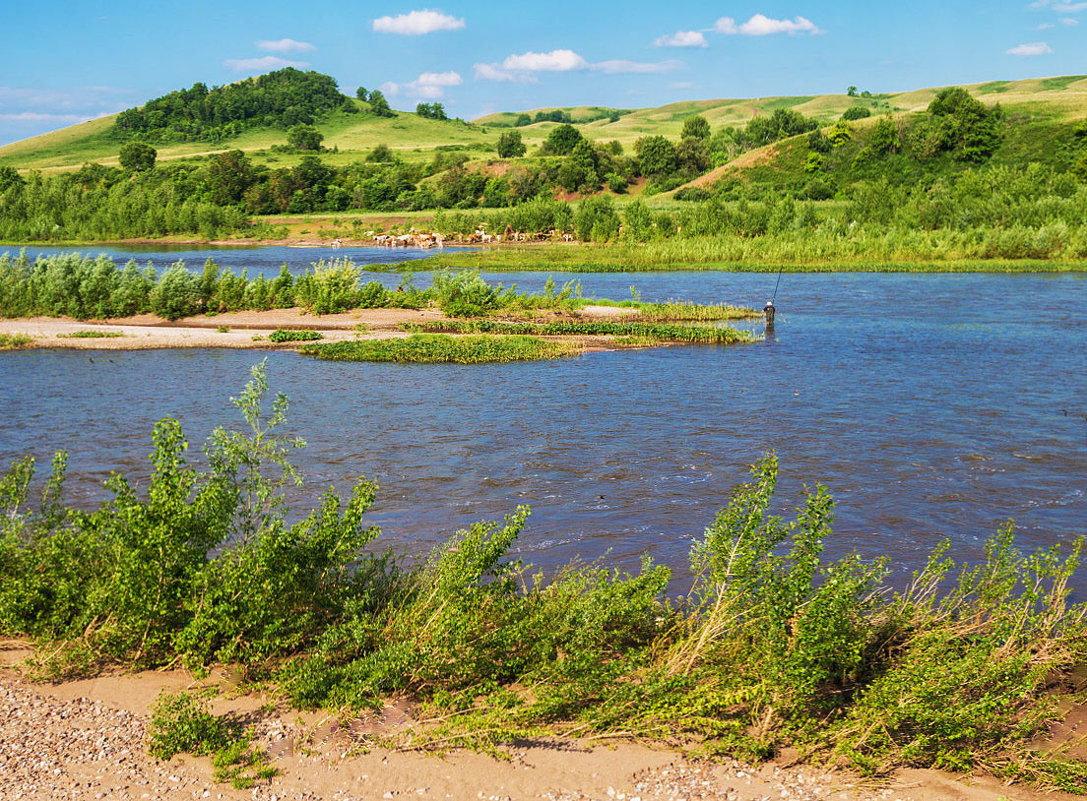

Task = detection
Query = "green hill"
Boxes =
[5,73,1087,176]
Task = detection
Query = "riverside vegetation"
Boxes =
[2,69,1087,268]
[1,363,1086,791]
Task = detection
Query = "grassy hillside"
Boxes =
[5,74,1087,176]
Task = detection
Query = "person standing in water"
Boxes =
[763,299,776,327]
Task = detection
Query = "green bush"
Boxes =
[267,329,323,343]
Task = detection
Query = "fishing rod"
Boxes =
[771,262,785,302]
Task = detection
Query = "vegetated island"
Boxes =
[2,69,1087,271]
[0,252,757,360]
[1,363,1086,800]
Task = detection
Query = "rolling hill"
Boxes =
[3,74,1086,176]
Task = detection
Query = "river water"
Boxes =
[2,245,1085,588]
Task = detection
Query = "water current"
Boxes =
[2,245,1085,589]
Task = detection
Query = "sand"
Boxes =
[0,641,1076,801]
[0,306,641,352]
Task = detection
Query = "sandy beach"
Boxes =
[0,305,639,352]
[1,639,1072,801]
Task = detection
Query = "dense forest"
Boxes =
[113,68,352,143]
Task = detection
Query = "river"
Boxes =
[2,245,1085,588]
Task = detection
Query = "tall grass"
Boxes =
[402,319,754,345]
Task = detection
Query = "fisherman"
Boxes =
[763,299,776,327]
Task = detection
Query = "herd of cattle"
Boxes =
[330,227,577,249]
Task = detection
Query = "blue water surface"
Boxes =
[1,246,1085,588]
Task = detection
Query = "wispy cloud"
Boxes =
[474,49,681,81]
[715,14,822,35]
[594,59,683,74]
[1054,1,1087,11]
[372,9,465,35]
[382,70,463,99]
[223,55,309,71]
[1006,41,1053,55]
[654,30,708,48]
[1034,21,1055,28]
[256,38,314,53]
[1062,16,1080,23]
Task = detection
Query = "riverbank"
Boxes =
[0,305,646,353]
[1,649,1074,801]
[4,234,1087,272]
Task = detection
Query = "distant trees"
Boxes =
[286,124,324,151]
[367,90,395,118]
[514,113,532,127]
[366,144,395,162]
[416,102,448,120]
[842,106,871,121]
[206,150,256,205]
[496,130,526,158]
[356,87,368,102]
[114,68,345,143]
[119,141,157,172]
[743,109,818,148]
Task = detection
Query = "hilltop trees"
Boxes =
[543,124,582,155]
[115,69,345,143]
[922,87,1004,162]
[367,90,395,118]
[416,103,448,120]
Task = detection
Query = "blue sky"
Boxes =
[2,0,1085,146]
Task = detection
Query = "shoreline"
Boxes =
[0,305,646,353]
[0,645,1072,801]
[2,237,1086,273]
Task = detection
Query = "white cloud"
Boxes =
[474,50,680,81]
[223,55,309,71]
[1062,16,1080,23]
[715,14,822,35]
[372,9,465,35]
[472,63,530,82]
[593,59,683,74]
[502,49,589,72]
[1054,1,1087,10]
[256,38,315,53]
[1006,41,1053,55]
[654,30,708,48]
[384,71,463,99]
[1034,21,1055,28]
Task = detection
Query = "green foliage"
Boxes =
[543,124,582,155]
[430,268,501,316]
[634,135,678,181]
[57,329,124,338]
[496,129,526,158]
[415,102,448,121]
[267,328,323,342]
[405,319,753,344]
[301,334,579,363]
[148,690,231,760]
[148,690,278,789]
[118,141,156,172]
[681,115,711,141]
[367,90,395,118]
[574,194,620,242]
[0,332,32,349]
[925,87,1005,162]
[286,124,324,151]
[115,68,345,142]
[842,105,872,121]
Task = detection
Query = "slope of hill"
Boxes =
[4,74,1087,175]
